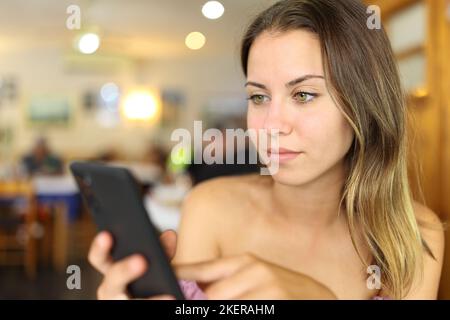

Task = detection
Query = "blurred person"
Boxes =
[88,0,444,300]
[95,149,119,163]
[187,122,259,185]
[141,144,172,191]
[21,137,63,176]
[144,144,169,180]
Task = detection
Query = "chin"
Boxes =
[268,166,312,186]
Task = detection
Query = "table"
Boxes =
[32,175,81,223]
[32,175,82,271]
[143,183,189,232]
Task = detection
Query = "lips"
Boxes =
[268,147,301,154]
[267,148,302,162]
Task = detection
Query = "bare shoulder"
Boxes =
[412,201,444,255]
[173,174,267,263]
[183,174,268,211]
[413,201,443,226]
[401,201,445,299]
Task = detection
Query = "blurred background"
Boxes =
[0,0,448,299]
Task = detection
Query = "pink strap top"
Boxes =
[179,280,390,300]
[178,280,207,300]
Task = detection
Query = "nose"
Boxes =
[262,98,293,136]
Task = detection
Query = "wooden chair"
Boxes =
[0,181,38,279]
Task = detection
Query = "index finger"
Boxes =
[88,231,114,274]
[174,255,253,283]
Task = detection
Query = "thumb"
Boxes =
[159,229,177,260]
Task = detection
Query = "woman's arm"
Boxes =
[172,180,223,265]
[175,253,337,299]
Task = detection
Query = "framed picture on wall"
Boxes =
[27,94,72,126]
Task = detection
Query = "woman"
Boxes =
[88,0,444,299]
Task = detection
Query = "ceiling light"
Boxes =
[122,91,159,122]
[202,1,225,20]
[78,33,100,54]
[185,32,206,50]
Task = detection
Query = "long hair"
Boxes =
[241,0,433,299]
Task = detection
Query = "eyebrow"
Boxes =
[244,74,325,89]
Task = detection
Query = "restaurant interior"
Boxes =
[0,0,449,299]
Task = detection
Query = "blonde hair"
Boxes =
[241,0,435,299]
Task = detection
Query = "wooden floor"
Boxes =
[0,260,100,299]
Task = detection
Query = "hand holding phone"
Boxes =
[88,229,178,300]
[70,161,184,299]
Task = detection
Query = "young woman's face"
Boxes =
[246,30,354,185]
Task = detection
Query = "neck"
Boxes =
[270,162,348,229]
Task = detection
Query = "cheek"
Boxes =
[247,109,270,151]
[296,109,354,158]
[247,108,265,130]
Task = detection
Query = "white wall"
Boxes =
[0,43,246,162]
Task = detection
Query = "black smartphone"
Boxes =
[70,161,184,299]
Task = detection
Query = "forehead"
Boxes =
[247,29,324,80]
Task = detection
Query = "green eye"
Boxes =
[248,94,269,105]
[294,92,316,104]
